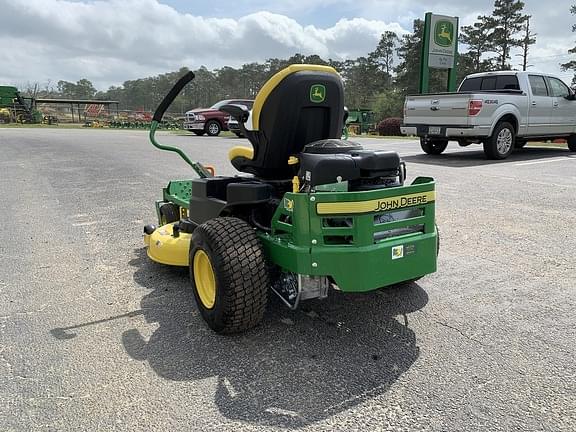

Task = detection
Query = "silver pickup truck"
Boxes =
[401,71,576,159]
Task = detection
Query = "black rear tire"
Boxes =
[568,135,576,152]
[420,138,448,155]
[205,120,221,137]
[159,202,180,225]
[484,122,515,159]
[190,217,269,334]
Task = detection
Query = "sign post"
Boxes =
[419,12,459,94]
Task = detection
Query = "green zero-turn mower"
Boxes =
[144,64,439,333]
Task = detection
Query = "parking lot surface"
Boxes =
[1,128,574,431]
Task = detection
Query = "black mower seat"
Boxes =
[223,64,346,180]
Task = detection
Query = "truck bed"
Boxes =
[403,91,527,128]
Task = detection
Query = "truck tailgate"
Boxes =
[404,94,472,126]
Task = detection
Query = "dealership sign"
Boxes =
[419,12,459,93]
[428,14,458,69]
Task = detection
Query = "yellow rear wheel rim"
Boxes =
[193,249,216,309]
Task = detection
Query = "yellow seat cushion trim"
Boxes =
[251,64,339,131]
[287,156,299,165]
[228,146,254,161]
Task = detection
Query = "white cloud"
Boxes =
[308,18,407,58]
[0,0,574,89]
[0,0,404,89]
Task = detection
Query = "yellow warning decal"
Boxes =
[316,191,435,215]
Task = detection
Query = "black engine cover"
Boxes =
[303,139,363,154]
[298,150,401,188]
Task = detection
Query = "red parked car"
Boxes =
[183,99,252,136]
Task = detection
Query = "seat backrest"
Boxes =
[232,64,345,179]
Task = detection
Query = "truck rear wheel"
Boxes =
[189,217,269,333]
[484,122,515,159]
[568,135,576,152]
[420,138,448,155]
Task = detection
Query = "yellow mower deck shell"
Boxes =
[144,223,191,267]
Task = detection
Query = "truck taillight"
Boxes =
[403,100,407,117]
[468,100,483,116]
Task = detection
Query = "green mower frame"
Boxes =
[144,68,438,333]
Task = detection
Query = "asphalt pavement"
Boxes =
[0,128,574,431]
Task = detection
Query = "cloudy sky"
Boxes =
[0,0,574,90]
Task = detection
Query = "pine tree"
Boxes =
[395,20,424,95]
[517,15,536,71]
[395,19,445,94]
[485,0,528,70]
[456,52,480,83]
[561,5,576,84]
[460,17,494,71]
[369,31,399,86]
[341,57,386,108]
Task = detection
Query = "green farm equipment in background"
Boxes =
[0,108,10,124]
[108,119,180,130]
[0,86,42,124]
[108,109,181,130]
[346,109,376,135]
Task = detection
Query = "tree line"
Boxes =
[25,1,576,121]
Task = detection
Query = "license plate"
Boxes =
[428,126,441,135]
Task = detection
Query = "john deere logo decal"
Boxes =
[392,245,404,260]
[310,84,326,103]
[434,20,454,47]
[284,197,294,212]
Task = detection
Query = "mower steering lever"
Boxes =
[149,71,212,178]
[153,71,195,122]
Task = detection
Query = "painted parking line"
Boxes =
[514,156,576,166]
[487,174,576,189]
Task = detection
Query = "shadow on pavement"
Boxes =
[404,146,573,168]
[121,248,429,427]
